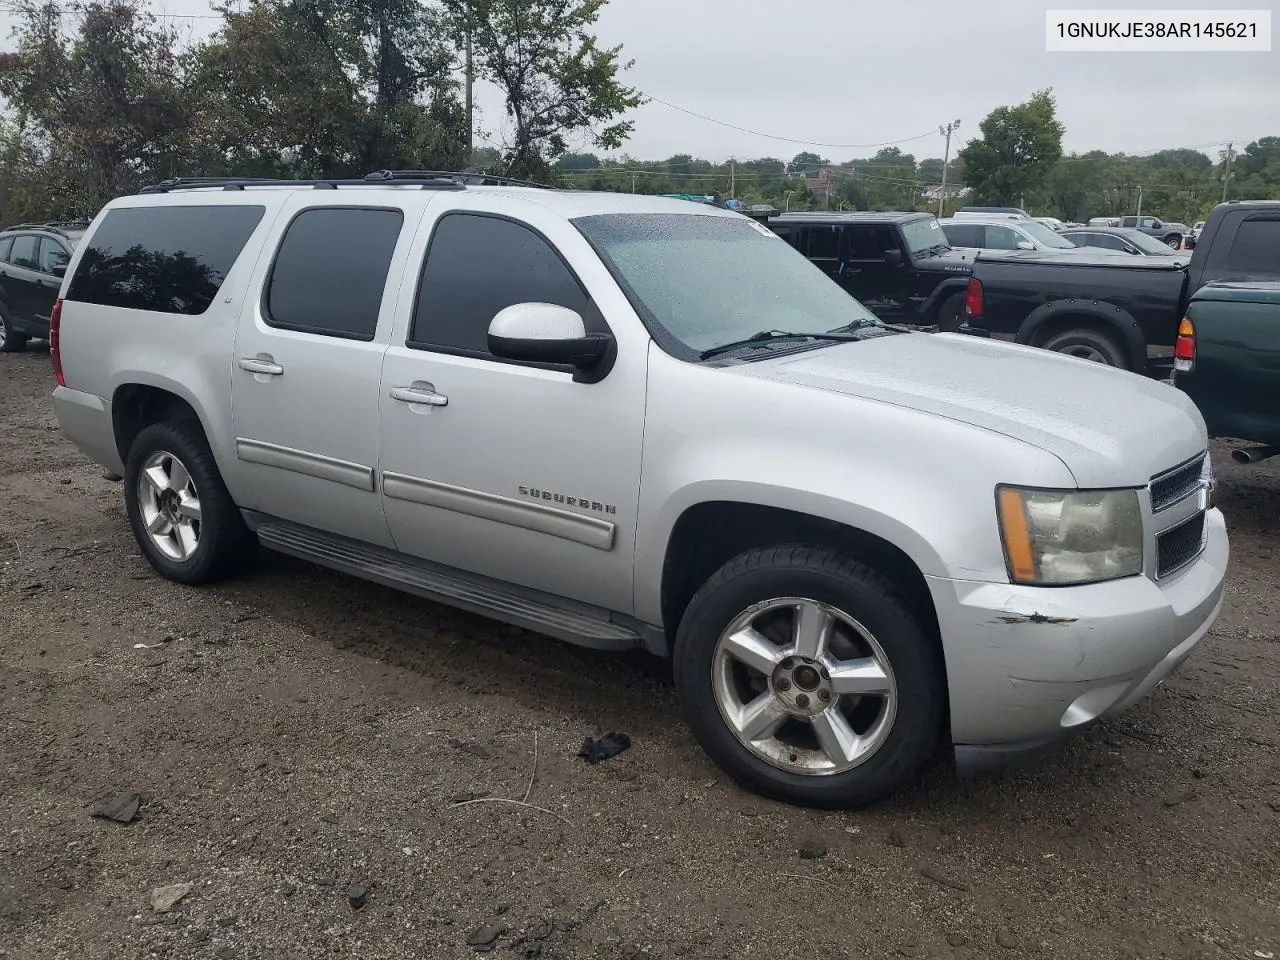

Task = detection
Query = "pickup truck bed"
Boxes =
[962,200,1280,372]
[1173,280,1280,452]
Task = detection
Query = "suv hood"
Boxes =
[731,332,1207,488]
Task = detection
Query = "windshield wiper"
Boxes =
[699,328,870,361]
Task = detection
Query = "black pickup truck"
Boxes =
[961,200,1280,372]
[770,212,976,328]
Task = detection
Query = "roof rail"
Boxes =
[3,219,92,234]
[138,175,467,194]
[364,169,553,189]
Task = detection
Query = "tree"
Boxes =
[555,151,600,171]
[959,89,1064,206]
[447,0,642,180]
[787,151,826,174]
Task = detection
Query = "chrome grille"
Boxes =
[1149,454,1206,512]
[1157,512,1206,579]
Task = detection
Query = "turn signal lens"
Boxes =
[1174,316,1195,372]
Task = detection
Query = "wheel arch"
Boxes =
[1015,300,1147,370]
[110,377,224,470]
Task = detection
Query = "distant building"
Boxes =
[922,184,970,202]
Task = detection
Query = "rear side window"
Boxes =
[264,207,403,341]
[66,205,265,315]
[10,235,39,270]
[408,212,595,356]
[1225,218,1280,275]
[0,237,12,261]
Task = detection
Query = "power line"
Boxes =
[637,92,938,150]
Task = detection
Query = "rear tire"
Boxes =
[935,293,965,333]
[1165,234,1182,249]
[123,420,255,585]
[1040,327,1130,369]
[0,310,27,353]
[673,544,944,809]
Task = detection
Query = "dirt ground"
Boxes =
[2,347,1278,960]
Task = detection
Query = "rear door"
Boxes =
[229,198,418,547]
[3,234,44,327]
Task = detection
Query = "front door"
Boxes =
[377,199,647,614]
[3,234,45,329]
[230,199,416,547]
[842,224,906,319]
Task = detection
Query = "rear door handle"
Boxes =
[390,386,448,407]
[238,357,284,376]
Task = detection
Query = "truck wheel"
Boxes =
[0,310,27,353]
[123,420,255,585]
[673,544,944,809]
[935,293,965,333]
[1040,327,1129,368]
[1165,234,1182,249]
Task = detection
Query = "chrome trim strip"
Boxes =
[381,472,615,551]
[235,438,376,492]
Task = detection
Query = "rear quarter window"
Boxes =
[1225,218,1280,275]
[65,205,266,315]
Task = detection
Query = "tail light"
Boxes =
[1173,316,1195,372]
[50,298,65,387]
[964,277,984,318]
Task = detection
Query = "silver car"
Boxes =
[940,216,1111,255]
[45,176,1228,808]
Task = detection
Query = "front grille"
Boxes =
[1149,455,1206,512]
[1157,512,1206,579]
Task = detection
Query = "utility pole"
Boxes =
[937,119,960,217]
[1135,184,1143,218]
[1221,143,1234,202]
[729,158,736,199]
[464,1,474,159]
[631,174,636,194]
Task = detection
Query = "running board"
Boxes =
[252,519,649,652]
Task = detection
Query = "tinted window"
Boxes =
[0,237,12,262]
[10,235,39,270]
[984,225,1024,250]
[1225,218,1280,274]
[39,238,70,274]
[66,205,264,315]
[803,225,841,259]
[265,207,402,341]
[942,223,983,248]
[409,213,594,355]
[845,225,897,260]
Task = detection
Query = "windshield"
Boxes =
[901,217,949,255]
[573,213,882,355]
[1125,230,1180,255]
[1018,220,1076,249]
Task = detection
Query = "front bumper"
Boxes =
[927,507,1227,751]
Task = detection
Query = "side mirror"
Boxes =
[487,302,614,383]
[884,249,903,266]
[1016,240,1035,251]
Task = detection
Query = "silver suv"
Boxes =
[47,173,1228,808]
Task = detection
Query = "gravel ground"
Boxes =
[2,347,1279,960]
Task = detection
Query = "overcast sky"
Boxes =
[2,0,1276,164]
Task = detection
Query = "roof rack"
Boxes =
[138,175,468,194]
[363,169,554,189]
[3,219,92,235]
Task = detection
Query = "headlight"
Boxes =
[996,486,1143,585]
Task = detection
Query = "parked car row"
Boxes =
[0,220,85,352]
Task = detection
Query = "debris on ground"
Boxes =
[1164,790,1199,807]
[149,882,193,912]
[466,923,506,952]
[578,732,630,764]
[918,864,970,893]
[449,739,493,759]
[90,792,141,824]
[347,882,369,910]
[798,839,827,860]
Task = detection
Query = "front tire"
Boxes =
[673,545,944,809]
[1165,234,1182,249]
[123,420,255,585]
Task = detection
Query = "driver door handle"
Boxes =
[238,357,284,376]
[390,386,448,407]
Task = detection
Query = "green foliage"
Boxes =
[959,89,1064,206]
[443,0,642,180]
